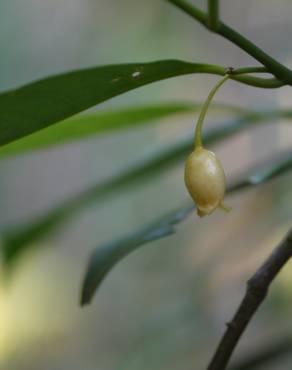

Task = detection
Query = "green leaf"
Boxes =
[1,115,267,269]
[81,206,193,307]
[81,152,292,305]
[0,101,248,158]
[0,59,282,148]
[0,102,290,159]
[0,60,228,147]
[0,102,197,157]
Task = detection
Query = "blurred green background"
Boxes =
[1,1,292,369]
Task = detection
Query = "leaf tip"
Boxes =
[80,275,95,307]
[80,293,90,307]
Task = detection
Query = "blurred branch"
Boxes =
[230,334,292,370]
[165,0,292,85]
[206,228,292,370]
[208,0,220,31]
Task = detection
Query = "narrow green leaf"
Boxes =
[0,60,224,147]
[0,103,197,157]
[81,207,192,307]
[0,60,282,148]
[81,152,292,305]
[0,102,290,158]
[0,101,249,158]
[1,115,267,269]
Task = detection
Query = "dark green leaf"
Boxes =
[0,59,282,148]
[0,60,229,147]
[81,206,193,307]
[81,151,292,305]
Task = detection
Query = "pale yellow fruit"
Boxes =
[184,147,226,217]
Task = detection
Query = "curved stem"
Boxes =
[168,61,284,88]
[232,66,267,74]
[166,0,292,85]
[230,74,282,89]
[195,75,229,148]
[208,0,220,31]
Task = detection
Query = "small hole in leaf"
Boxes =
[132,71,141,78]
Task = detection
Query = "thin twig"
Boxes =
[166,0,292,85]
[206,228,292,370]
